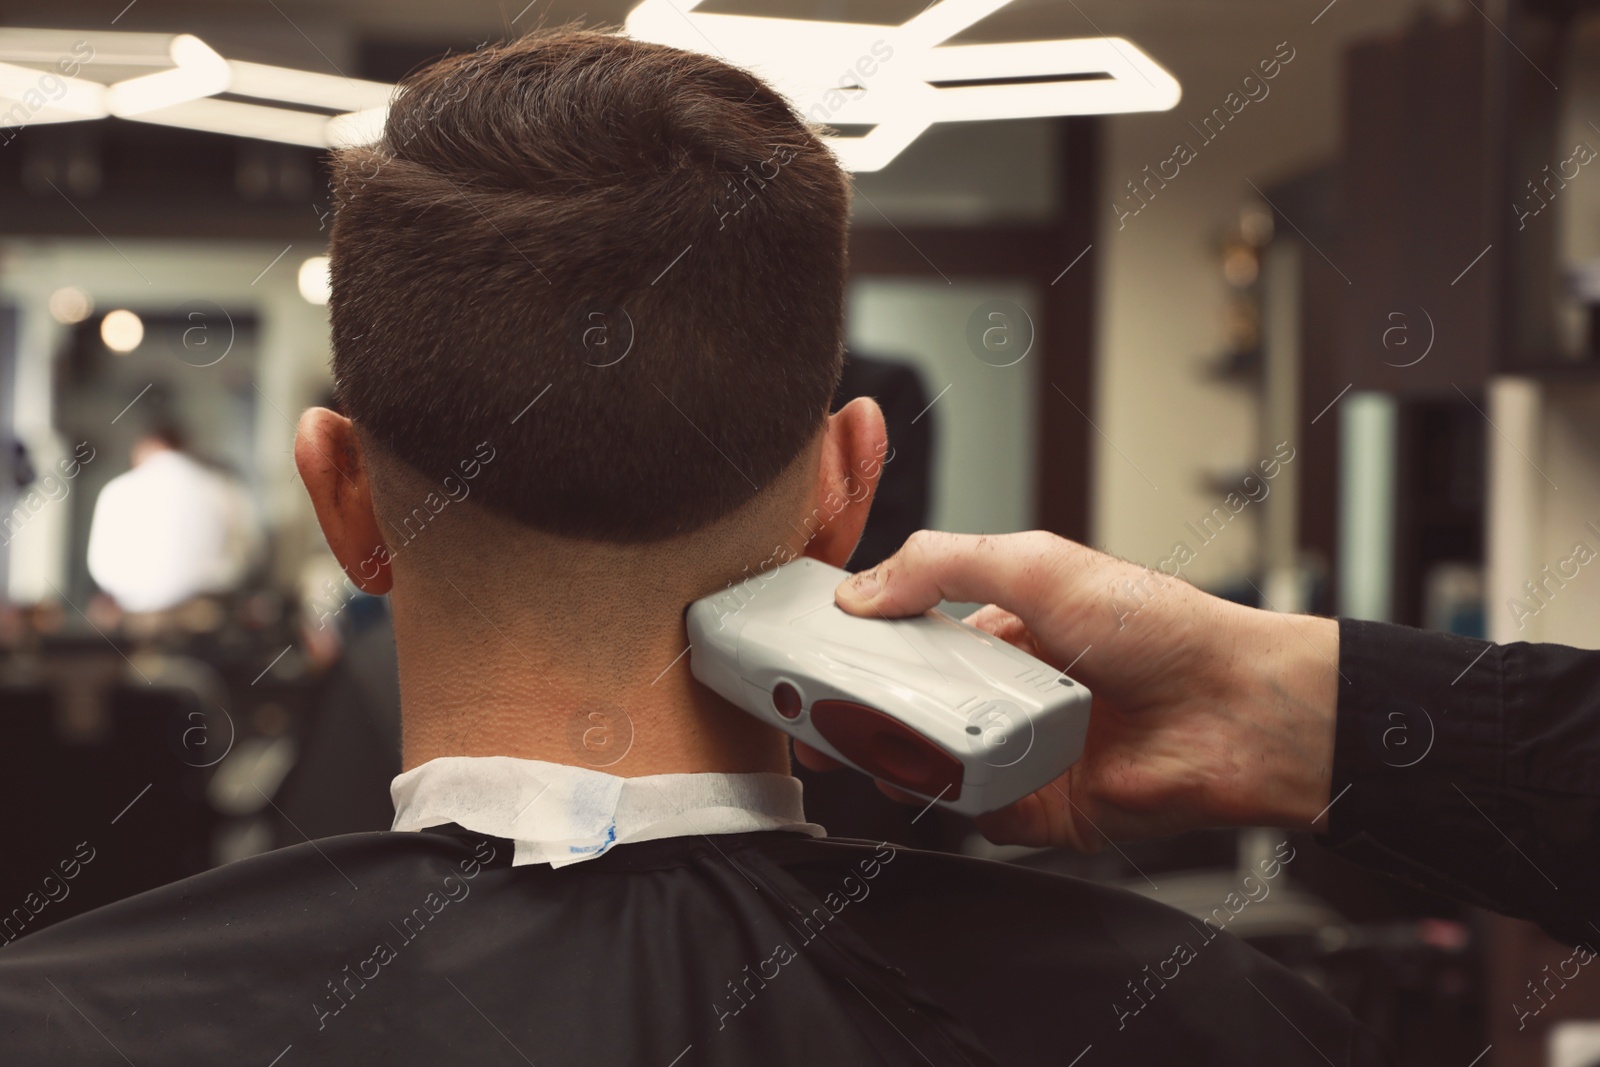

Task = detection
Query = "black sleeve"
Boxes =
[1317,618,1600,947]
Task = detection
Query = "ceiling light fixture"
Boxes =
[105,34,230,117]
[624,0,1180,171]
[0,5,1180,171]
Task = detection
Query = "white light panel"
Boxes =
[0,3,1181,171]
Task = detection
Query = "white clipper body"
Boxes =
[686,557,1092,816]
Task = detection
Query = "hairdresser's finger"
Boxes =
[975,780,1103,854]
[796,742,936,809]
[792,739,844,772]
[837,530,1069,623]
[973,795,1053,848]
[875,780,927,806]
[961,603,1014,633]
[962,604,1046,662]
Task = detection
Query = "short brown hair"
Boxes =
[327,29,850,543]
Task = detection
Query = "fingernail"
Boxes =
[845,570,880,600]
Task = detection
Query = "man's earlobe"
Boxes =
[295,407,394,595]
[802,397,887,569]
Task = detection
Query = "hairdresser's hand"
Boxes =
[794,530,1339,852]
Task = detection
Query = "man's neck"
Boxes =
[378,490,820,779]
[391,606,791,778]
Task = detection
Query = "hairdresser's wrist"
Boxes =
[1202,607,1339,835]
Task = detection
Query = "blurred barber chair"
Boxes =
[0,683,74,924]
[95,655,231,908]
[0,650,230,936]
[267,602,402,846]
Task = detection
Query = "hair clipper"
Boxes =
[686,557,1091,816]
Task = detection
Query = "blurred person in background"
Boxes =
[85,422,261,616]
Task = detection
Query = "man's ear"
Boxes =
[802,396,888,569]
[294,407,393,595]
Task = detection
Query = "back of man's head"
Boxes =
[327,28,851,547]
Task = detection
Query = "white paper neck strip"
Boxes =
[391,755,825,869]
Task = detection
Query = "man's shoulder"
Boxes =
[3,830,494,956]
[759,835,1387,1066]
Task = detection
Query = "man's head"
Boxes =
[132,422,184,467]
[296,28,885,625]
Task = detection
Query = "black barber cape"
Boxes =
[0,827,1386,1065]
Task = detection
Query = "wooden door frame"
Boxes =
[844,117,1099,543]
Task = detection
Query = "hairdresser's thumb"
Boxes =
[835,565,892,614]
[833,530,961,619]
